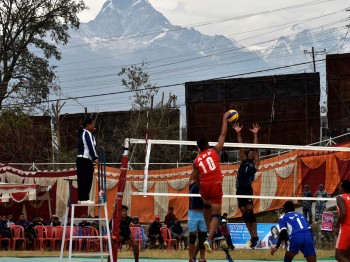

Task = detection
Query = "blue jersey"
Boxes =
[278,211,310,237]
[236,159,256,188]
[189,182,203,210]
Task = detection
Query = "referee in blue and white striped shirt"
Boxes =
[76,117,99,204]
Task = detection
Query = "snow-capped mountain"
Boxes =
[55,0,349,113]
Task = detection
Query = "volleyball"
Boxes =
[227,109,239,123]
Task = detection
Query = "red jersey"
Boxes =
[338,193,350,228]
[194,148,223,183]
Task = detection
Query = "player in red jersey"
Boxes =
[190,111,231,253]
[335,179,350,262]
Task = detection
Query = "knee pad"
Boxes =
[242,210,256,223]
[198,231,207,249]
[203,204,211,209]
[211,214,220,222]
[189,233,197,245]
[220,240,228,249]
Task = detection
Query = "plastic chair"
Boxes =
[34,225,51,251]
[0,232,11,251]
[10,225,26,250]
[52,226,79,251]
[130,227,143,250]
[160,227,176,250]
[44,225,54,250]
[77,226,99,252]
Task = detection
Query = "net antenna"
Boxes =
[129,138,350,203]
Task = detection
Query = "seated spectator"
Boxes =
[221,212,228,222]
[16,213,29,228]
[219,219,234,250]
[170,219,188,250]
[7,213,15,226]
[118,205,139,262]
[0,214,11,250]
[25,215,45,249]
[79,214,91,227]
[148,215,164,249]
[164,207,177,228]
[50,216,61,227]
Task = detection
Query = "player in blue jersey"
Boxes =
[271,201,316,262]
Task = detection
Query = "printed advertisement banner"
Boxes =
[227,223,281,249]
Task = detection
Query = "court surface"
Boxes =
[0,258,335,262]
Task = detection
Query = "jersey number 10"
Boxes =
[198,157,216,174]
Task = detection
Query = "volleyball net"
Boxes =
[127,138,350,218]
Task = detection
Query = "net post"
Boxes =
[112,138,130,262]
[143,140,152,195]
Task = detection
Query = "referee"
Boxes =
[76,117,99,204]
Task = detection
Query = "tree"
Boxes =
[112,62,180,167]
[0,0,86,109]
[0,108,51,162]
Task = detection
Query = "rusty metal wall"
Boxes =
[326,53,350,139]
[186,73,320,145]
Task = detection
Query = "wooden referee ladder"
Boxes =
[59,147,113,262]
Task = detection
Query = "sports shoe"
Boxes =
[204,240,212,253]
[250,237,259,249]
[189,259,194,262]
[226,255,234,262]
[198,259,206,262]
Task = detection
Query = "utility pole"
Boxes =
[304,47,326,72]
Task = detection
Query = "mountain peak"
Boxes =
[84,0,170,38]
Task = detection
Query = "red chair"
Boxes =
[77,226,99,252]
[52,226,78,251]
[10,225,26,250]
[160,227,176,250]
[44,225,54,250]
[34,225,51,251]
[130,227,143,250]
[0,232,11,251]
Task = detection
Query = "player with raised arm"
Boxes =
[232,122,260,248]
[271,201,316,262]
[190,111,231,253]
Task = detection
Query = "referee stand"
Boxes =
[59,147,113,262]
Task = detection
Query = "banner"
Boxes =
[321,211,334,231]
[227,223,281,249]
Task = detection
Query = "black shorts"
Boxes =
[236,186,253,208]
[119,231,131,244]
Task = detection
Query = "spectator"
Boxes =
[0,214,11,250]
[118,205,139,262]
[25,215,45,249]
[170,219,188,250]
[16,213,29,228]
[164,207,177,228]
[221,212,228,223]
[50,216,62,227]
[268,226,279,247]
[79,214,91,227]
[148,215,164,249]
[302,184,313,224]
[219,219,234,250]
[315,184,329,222]
[7,213,15,226]
[212,226,234,262]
